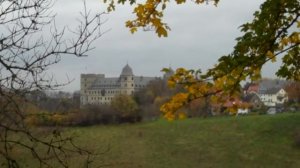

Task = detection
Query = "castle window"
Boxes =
[132,84,134,87]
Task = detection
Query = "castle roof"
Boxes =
[121,64,133,76]
[133,76,156,86]
[90,77,120,89]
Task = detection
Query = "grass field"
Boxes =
[8,113,300,167]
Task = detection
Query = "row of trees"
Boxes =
[29,78,300,127]
[24,80,168,126]
[24,77,214,126]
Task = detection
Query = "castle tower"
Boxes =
[80,74,104,106]
[119,64,135,95]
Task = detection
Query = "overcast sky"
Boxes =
[49,0,280,92]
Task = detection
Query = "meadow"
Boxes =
[9,113,300,167]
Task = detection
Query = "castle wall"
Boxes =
[80,65,156,107]
[80,74,105,106]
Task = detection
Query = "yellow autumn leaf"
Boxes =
[195,0,205,4]
[156,27,168,37]
[167,80,176,88]
[175,0,186,4]
[164,112,175,121]
[290,32,300,43]
[266,51,274,58]
[228,107,237,115]
[253,67,260,75]
[266,51,276,62]
[152,18,161,27]
[281,37,290,46]
[144,2,154,9]
[130,27,137,34]
[178,111,187,119]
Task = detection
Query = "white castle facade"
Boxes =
[80,64,157,106]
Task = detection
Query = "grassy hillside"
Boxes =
[9,113,300,167]
[65,113,300,168]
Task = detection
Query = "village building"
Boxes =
[243,93,264,110]
[258,88,288,107]
[244,79,289,108]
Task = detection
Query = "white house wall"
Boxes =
[258,89,288,107]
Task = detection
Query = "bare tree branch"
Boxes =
[0,0,106,167]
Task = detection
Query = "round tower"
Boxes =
[120,64,135,95]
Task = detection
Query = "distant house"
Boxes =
[244,83,259,94]
[258,88,288,107]
[243,79,289,108]
[225,99,250,115]
[242,93,264,110]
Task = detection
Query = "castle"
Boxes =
[80,64,158,106]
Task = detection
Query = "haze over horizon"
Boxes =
[49,0,281,92]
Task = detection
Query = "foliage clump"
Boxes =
[160,0,300,118]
